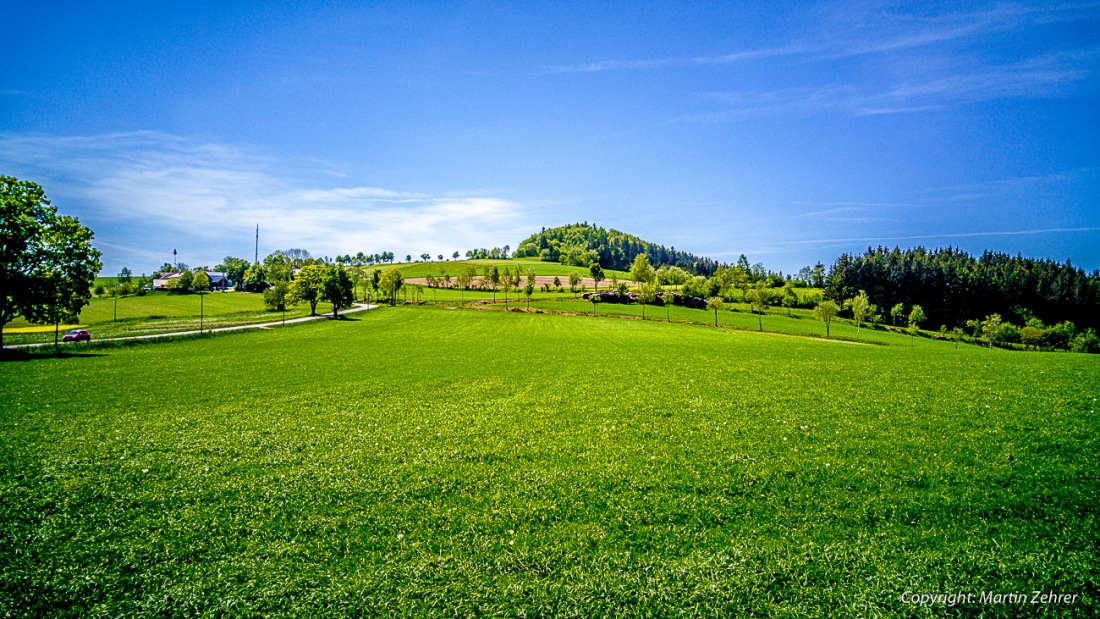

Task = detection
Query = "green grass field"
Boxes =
[3,291,338,344]
[1,306,1097,617]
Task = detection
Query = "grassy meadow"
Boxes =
[1,304,1097,617]
[3,291,339,345]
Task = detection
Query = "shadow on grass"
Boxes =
[1,347,107,362]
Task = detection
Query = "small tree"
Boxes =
[748,281,770,331]
[487,265,500,302]
[553,276,562,291]
[379,269,404,306]
[707,297,725,327]
[814,300,840,338]
[890,303,905,327]
[980,313,1003,350]
[908,305,926,345]
[951,326,965,350]
[568,271,581,297]
[264,280,289,311]
[176,269,194,293]
[590,292,601,315]
[323,265,355,318]
[1020,318,1045,351]
[500,268,513,303]
[662,291,674,322]
[630,254,655,285]
[1070,329,1100,354]
[847,290,871,342]
[524,282,534,309]
[590,264,604,291]
[192,270,210,292]
[637,281,657,320]
[781,283,798,317]
[289,264,326,315]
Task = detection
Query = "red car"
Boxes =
[62,329,91,342]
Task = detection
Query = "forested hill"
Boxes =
[514,223,722,275]
[826,246,1100,330]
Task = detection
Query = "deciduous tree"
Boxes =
[378,269,404,306]
[323,265,355,317]
[908,305,926,345]
[589,264,604,291]
[1,177,103,349]
[289,264,326,315]
[847,290,871,341]
[814,300,840,338]
[707,297,725,327]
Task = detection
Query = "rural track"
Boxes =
[10,303,379,349]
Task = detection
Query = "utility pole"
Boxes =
[255,225,259,264]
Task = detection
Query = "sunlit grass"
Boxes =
[1,306,1096,617]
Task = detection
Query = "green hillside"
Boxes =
[515,222,723,275]
[2,306,1096,617]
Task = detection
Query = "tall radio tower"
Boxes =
[254,225,259,264]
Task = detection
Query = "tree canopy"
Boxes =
[826,246,1100,331]
[1,177,102,347]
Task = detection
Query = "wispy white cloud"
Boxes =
[543,46,803,74]
[0,132,531,270]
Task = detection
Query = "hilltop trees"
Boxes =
[0,177,103,348]
[516,222,721,275]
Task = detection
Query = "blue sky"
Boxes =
[2,1,1098,276]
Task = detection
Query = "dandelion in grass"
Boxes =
[397,533,404,541]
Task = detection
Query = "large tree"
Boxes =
[1,177,102,348]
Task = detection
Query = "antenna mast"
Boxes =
[255,225,259,264]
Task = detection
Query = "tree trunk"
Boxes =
[54,322,60,353]
[856,322,860,342]
[757,313,762,331]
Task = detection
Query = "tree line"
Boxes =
[824,246,1100,332]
